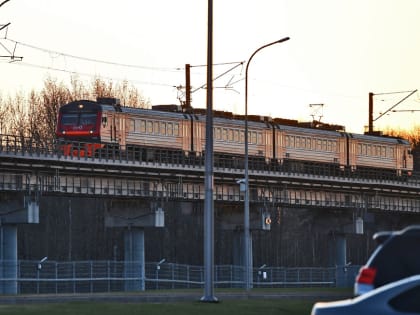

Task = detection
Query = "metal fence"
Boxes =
[0,260,361,294]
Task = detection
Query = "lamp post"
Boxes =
[201,0,218,303]
[244,37,290,291]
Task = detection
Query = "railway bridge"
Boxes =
[0,135,419,293]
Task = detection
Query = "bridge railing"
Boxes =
[0,133,419,185]
[2,260,354,294]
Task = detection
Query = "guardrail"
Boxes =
[0,260,360,294]
[0,133,418,183]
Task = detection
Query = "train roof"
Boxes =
[61,99,411,145]
[348,132,410,144]
[60,100,116,112]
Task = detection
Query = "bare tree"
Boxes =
[40,77,71,140]
[0,76,151,142]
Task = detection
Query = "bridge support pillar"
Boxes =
[105,200,165,292]
[0,192,40,294]
[233,230,253,288]
[124,227,145,291]
[334,234,348,288]
[0,225,17,294]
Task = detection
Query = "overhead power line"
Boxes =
[14,61,177,87]
[5,38,182,72]
[4,37,245,74]
[11,39,177,71]
[0,0,11,8]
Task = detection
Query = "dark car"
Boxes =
[312,275,420,315]
[354,225,420,295]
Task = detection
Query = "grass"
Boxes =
[0,299,315,315]
[0,288,352,315]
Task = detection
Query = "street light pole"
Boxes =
[244,37,290,291]
[201,0,217,302]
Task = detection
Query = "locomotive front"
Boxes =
[56,100,103,156]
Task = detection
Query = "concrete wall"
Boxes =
[17,196,420,267]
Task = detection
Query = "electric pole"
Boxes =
[0,1,23,62]
[367,90,417,134]
[185,64,191,109]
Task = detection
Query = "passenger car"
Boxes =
[311,275,420,315]
[354,225,420,295]
[55,98,413,177]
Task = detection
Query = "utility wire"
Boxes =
[0,0,11,8]
[191,61,245,93]
[5,38,182,72]
[14,61,177,87]
[4,37,245,74]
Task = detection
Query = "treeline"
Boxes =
[2,78,420,150]
[0,77,150,142]
[383,127,420,147]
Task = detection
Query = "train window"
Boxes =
[228,129,233,141]
[129,119,135,132]
[257,133,263,145]
[223,129,228,141]
[306,138,311,149]
[240,130,245,143]
[389,147,395,158]
[316,139,321,150]
[331,141,337,152]
[167,122,173,136]
[296,136,301,148]
[322,140,327,151]
[147,121,153,134]
[327,140,332,152]
[139,120,146,133]
[215,127,221,140]
[160,122,166,135]
[153,121,159,134]
[62,113,78,126]
[357,144,362,155]
[381,146,386,157]
[362,144,367,155]
[367,145,372,156]
[80,113,97,126]
[251,132,257,144]
[101,116,108,127]
[174,123,179,136]
[285,135,290,147]
[234,129,239,142]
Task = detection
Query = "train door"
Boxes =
[118,113,126,148]
[348,135,357,171]
[264,127,273,161]
[194,117,204,155]
[107,113,117,143]
[101,112,116,143]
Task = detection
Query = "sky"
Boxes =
[1,0,420,133]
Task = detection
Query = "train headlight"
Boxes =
[62,130,66,135]
[89,130,93,134]
[78,104,84,109]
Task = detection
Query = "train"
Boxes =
[55,97,413,178]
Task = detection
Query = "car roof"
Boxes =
[356,274,420,303]
[373,225,420,245]
[314,275,420,314]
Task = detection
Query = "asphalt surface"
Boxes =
[0,290,353,304]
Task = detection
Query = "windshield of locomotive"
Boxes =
[61,112,97,130]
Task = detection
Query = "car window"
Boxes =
[389,285,420,313]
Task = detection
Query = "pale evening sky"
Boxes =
[1,0,420,133]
